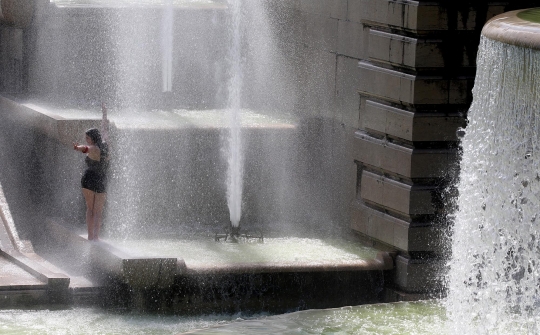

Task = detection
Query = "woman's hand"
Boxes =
[73,143,89,153]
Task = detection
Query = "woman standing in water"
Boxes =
[73,128,109,241]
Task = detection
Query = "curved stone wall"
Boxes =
[483,8,540,49]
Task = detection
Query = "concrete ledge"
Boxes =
[353,131,457,179]
[45,219,178,289]
[394,255,444,293]
[91,241,179,289]
[0,249,70,293]
[358,61,472,105]
[362,99,465,142]
[360,171,436,216]
[184,251,393,275]
[0,96,100,147]
[483,9,540,50]
[351,201,441,252]
[368,29,476,69]
[0,181,24,251]
[0,182,70,299]
[384,289,438,302]
[368,29,422,68]
[360,0,506,32]
[0,289,48,307]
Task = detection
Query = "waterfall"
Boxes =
[446,36,540,333]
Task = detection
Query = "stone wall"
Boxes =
[266,0,540,298]
[352,0,540,299]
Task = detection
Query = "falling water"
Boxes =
[446,36,540,333]
[226,0,244,228]
[161,0,173,92]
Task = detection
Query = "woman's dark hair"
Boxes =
[86,128,108,160]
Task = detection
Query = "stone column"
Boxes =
[351,1,540,299]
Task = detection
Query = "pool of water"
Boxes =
[516,8,540,23]
[182,300,540,335]
[3,297,538,334]
[183,301,446,335]
[0,308,256,335]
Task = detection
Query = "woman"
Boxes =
[73,128,109,241]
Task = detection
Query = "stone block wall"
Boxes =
[352,0,540,298]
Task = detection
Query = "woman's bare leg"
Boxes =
[93,193,106,241]
[82,188,96,240]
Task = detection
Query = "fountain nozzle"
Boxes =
[230,225,240,237]
[215,223,263,243]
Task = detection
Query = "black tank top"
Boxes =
[85,156,107,174]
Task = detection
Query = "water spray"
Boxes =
[161,0,173,93]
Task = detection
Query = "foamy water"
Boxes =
[183,301,447,335]
[445,36,540,334]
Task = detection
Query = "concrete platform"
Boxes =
[46,218,392,278]
[0,256,45,289]
[0,181,98,306]
[42,218,394,312]
[110,235,393,275]
[45,219,178,289]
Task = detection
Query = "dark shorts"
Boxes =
[81,169,107,193]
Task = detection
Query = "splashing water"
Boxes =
[445,36,540,334]
[226,0,244,228]
[161,0,174,92]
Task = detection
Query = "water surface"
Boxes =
[0,308,249,335]
[184,301,446,335]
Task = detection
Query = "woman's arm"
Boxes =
[73,143,101,160]
[73,143,89,153]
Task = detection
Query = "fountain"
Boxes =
[0,0,392,321]
[180,6,540,335]
[8,0,540,333]
[445,8,540,333]
[15,0,353,239]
